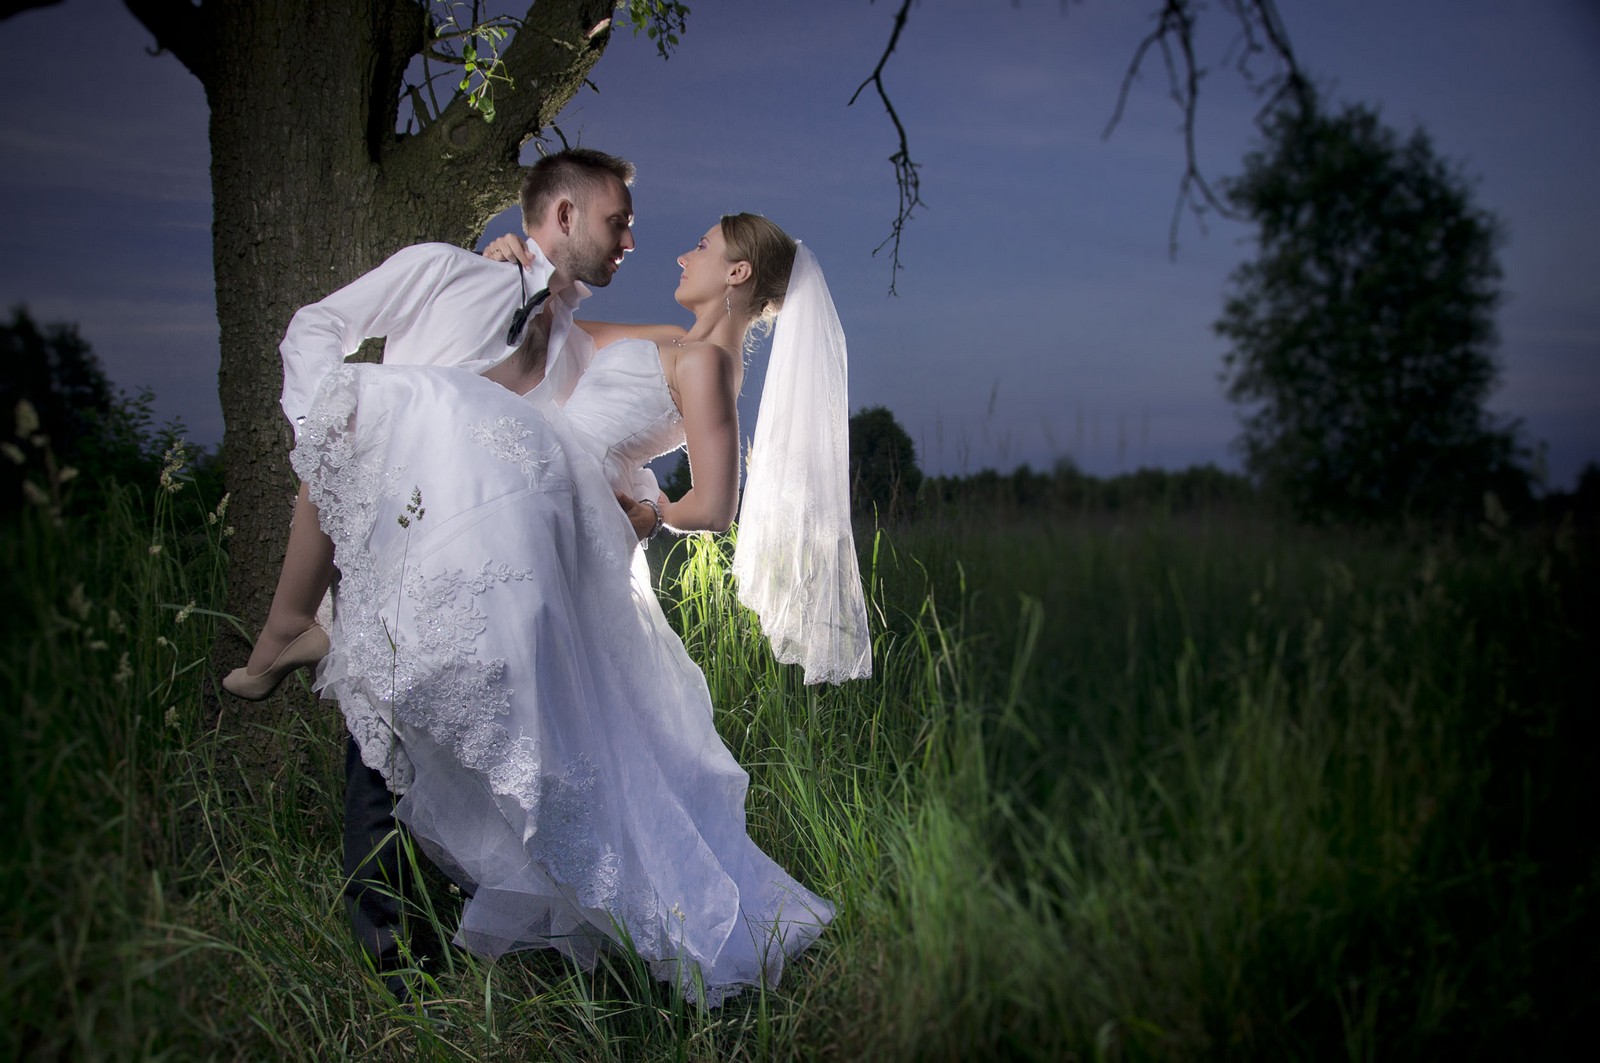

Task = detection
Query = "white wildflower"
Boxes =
[148,543,163,556]
[1,443,23,465]
[174,601,196,625]
[158,441,189,494]
[112,652,133,685]
[106,609,126,635]
[58,466,78,483]
[87,639,108,652]
[164,706,180,729]
[14,399,39,437]
[66,583,92,620]
[21,480,49,506]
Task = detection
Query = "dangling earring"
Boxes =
[725,287,734,317]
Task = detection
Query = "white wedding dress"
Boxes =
[290,339,833,1004]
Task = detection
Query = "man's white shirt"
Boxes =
[278,238,596,438]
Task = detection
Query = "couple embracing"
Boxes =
[222,148,870,1007]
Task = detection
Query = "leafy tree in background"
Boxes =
[1,307,111,440]
[1216,101,1528,523]
[0,307,201,515]
[660,451,691,501]
[849,405,922,520]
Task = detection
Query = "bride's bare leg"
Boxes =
[245,481,335,673]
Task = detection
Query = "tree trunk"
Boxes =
[126,0,615,777]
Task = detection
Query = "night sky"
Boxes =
[3,0,1596,486]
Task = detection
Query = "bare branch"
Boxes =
[403,81,437,132]
[1239,0,1311,115]
[850,0,922,295]
[1104,0,1303,256]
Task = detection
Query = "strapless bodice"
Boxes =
[559,338,685,484]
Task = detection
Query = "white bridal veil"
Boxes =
[732,243,873,684]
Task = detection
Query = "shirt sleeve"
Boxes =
[278,244,453,436]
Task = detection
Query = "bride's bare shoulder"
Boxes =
[665,338,740,398]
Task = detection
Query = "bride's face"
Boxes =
[675,226,734,308]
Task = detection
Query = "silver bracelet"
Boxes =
[638,497,665,541]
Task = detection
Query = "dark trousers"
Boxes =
[342,735,412,975]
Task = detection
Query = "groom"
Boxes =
[277,147,638,1004]
[281,147,637,428]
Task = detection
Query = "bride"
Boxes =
[228,213,870,1004]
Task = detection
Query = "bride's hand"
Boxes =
[483,233,532,268]
[615,492,664,542]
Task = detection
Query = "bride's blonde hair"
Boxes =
[720,213,797,327]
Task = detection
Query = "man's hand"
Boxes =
[484,233,533,268]
[615,491,662,542]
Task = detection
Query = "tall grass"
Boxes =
[3,453,1592,1059]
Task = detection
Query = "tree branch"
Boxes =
[370,0,432,158]
[862,0,1305,275]
[435,1,608,152]
[850,0,922,295]
[387,0,615,227]
[1104,0,1304,256]
[1237,0,1312,116]
[122,0,212,83]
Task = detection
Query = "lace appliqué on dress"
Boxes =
[470,415,561,490]
[290,365,408,552]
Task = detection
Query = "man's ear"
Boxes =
[555,198,575,234]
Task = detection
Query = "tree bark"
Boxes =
[124,0,615,776]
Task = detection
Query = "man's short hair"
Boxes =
[520,148,636,231]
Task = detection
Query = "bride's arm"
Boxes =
[656,342,740,534]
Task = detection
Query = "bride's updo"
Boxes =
[721,213,797,326]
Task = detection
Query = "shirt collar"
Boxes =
[524,237,591,308]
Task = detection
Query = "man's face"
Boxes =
[558,177,635,287]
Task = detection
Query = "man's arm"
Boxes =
[278,244,455,435]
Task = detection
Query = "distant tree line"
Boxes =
[844,406,1256,518]
[917,460,1259,516]
[844,404,1596,531]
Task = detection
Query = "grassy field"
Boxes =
[3,455,1594,1060]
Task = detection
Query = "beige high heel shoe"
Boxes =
[222,625,330,700]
